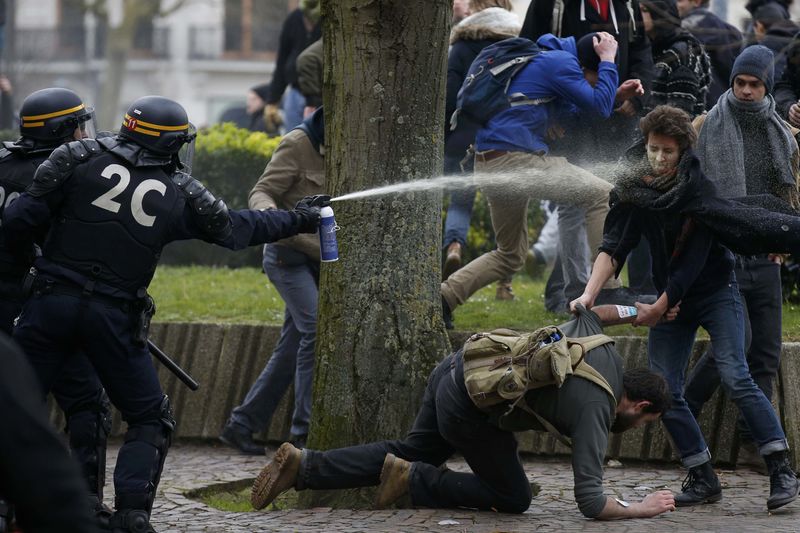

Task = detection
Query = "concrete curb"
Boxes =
[50,323,796,469]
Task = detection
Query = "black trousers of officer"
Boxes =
[684,256,783,440]
[12,289,167,511]
[297,354,533,513]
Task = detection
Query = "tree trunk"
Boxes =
[303,0,451,508]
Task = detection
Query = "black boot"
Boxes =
[442,296,454,330]
[765,451,800,510]
[110,509,155,533]
[219,422,265,455]
[674,462,722,506]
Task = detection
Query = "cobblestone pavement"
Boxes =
[105,441,800,533]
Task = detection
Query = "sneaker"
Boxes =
[495,280,515,301]
[251,442,303,510]
[443,242,462,280]
[374,453,412,509]
[219,422,265,456]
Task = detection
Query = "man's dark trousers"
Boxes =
[684,256,783,440]
[297,354,532,513]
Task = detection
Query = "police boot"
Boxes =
[251,442,302,510]
[674,461,722,506]
[109,509,155,533]
[89,494,113,530]
[374,453,412,509]
[765,450,800,510]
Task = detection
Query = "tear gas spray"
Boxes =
[319,206,339,262]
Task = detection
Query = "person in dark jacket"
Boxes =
[440,2,520,295]
[640,0,711,116]
[750,3,798,81]
[775,31,800,125]
[744,0,793,45]
[263,0,322,133]
[571,105,800,511]
[678,0,742,109]
[683,45,799,471]
[248,306,675,520]
[0,332,102,533]
[219,83,272,133]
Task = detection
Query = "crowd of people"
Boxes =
[3,0,800,531]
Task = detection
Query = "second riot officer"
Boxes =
[3,95,325,533]
[0,87,113,524]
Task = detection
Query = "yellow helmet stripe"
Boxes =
[21,121,45,128]
[124,114,187,131]
[22,103,85,121]
[121,119,161,137]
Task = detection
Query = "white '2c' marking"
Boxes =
[92,164,166,227]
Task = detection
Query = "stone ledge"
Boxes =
[49,324,798,469]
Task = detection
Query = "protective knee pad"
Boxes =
[116,396,176,514]
[67,389,112,499]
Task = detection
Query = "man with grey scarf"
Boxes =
[683,45,800,470]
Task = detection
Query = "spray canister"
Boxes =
[319,206,339,262]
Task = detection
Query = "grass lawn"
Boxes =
[148,266,800,340]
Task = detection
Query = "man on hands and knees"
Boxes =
[250,306,675,520]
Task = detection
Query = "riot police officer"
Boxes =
[0,87,112,527]
[3,95,325,533]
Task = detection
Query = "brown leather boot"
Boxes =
[374,453,412,509]
[495,279,515,301]
[443,242,462,279]
[251,442,302,510]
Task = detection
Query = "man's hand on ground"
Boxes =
[636,490,676,517]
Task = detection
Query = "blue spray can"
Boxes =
[319,206,339,262]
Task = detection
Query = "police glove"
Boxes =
[292,195,331,233]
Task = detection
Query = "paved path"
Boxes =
[105,441,800,532]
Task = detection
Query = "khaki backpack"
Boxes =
[462,325,617,446]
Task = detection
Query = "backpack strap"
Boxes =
[512,396,573,448]
[567,334,617,406]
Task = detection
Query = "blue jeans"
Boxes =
[684,257,783,441]
[281,87,307,133]
[230,245,318,437]
[648,278,787,467]
[442,154,475,248]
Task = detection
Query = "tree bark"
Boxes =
[304,0,451,508]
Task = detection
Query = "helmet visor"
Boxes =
[77,107,97,140]
[177,122,197,173]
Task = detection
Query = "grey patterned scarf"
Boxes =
[696,89,796,197]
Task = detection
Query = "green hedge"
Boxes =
[160,124,282,267]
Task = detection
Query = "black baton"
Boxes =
[147,339,200,391]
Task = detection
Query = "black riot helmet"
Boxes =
[119,95,196,155]
[19,88,94,143]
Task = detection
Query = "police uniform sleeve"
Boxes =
[170,172,302,248]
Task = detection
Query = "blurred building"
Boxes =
[7,0,298,127]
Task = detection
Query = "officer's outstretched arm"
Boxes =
[170,172,314,249]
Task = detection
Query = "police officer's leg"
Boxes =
[81,302,170,529]
[51,358,112,516]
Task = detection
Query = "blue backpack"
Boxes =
[450,37,554,132]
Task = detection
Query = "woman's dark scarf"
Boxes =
[612,146,800,255]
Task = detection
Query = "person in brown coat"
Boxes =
[220,107,326,454]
